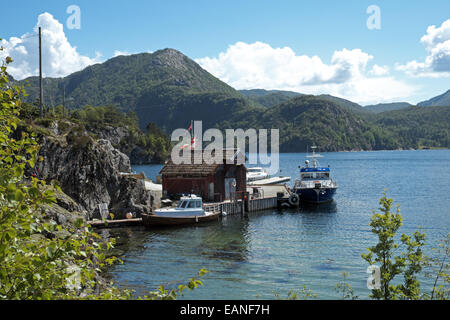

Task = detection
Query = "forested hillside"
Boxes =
[16,48,449,152]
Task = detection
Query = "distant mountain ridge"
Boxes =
[418,90,450,107]
[15,49,449,151]
[239,89,302,107]
[364,102,413,113]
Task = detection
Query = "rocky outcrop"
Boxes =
[34,122,154,219]
[88,125,128,148]
[87,125,162,165]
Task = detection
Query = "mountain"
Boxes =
[364,102,413,113]
[418,90,450,107]
[315,94,370,115]
[17,48,260,131]
[232,95,400,152]
[238,89,371,115]
[373,106,450,149]
[239,89,302,107]
[228,95,449,151]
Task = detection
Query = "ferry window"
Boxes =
[195,201,201,208]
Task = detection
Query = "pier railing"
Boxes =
[203,203,222,214]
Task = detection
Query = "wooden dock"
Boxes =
[247,197,278,212]
[88,184,293,228]
[87,218,142,228]
[203,184,292,216]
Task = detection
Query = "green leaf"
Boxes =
[46,246,55,258]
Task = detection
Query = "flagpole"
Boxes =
[192,119,194,150]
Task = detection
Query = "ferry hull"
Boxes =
[295,187,336,204]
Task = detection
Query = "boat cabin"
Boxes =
[177,196,203,209]
[300,167,330,180]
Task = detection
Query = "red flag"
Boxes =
[188,123,192,131]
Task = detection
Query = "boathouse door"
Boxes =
[208,182,214,201]
[225,178,236,200]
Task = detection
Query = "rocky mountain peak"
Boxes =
[152,48,191,70]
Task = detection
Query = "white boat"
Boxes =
[142,195,221,226]
[246,167,269,182]
[153,195,206,217]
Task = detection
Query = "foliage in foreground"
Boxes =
[0,53,205,300]
[362,192,449,300]
[277,192,449,300]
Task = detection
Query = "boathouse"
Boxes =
[160,149,247,202]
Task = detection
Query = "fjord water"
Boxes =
[107,150,450,299]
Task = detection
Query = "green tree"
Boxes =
[335,272,358,300]
[362,191,427,300]
[426,234,450,300]
[0,52,118,299]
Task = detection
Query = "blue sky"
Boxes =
[1,0,450,105]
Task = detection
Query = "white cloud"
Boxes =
[369,64,390,76]
[196,41,414,105]
[397,19,450,77]
[0,12,102,80]
[196,42,372,88]
[113,50,131,57]
[113,49,153,57]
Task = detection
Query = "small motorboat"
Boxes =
[246,167,269,182]
[142,194,221,227]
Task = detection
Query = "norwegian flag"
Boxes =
[180,136,197,150]
[190,136,197,150]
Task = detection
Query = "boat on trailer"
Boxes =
[292,146,338,204]
[142,194,221,227]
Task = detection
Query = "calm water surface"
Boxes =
[106,150,450,299]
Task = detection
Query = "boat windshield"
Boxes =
[178,201,187,208]
[187,201,196,208]
[316,172,330,179]
[301,172,330,180]
[178,199,202,208]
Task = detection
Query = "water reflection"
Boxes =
[199,216,251,263]
[299,200,337,214]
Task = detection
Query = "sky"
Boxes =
[1,0,450,105]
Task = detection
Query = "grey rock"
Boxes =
[35,124,153,219]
